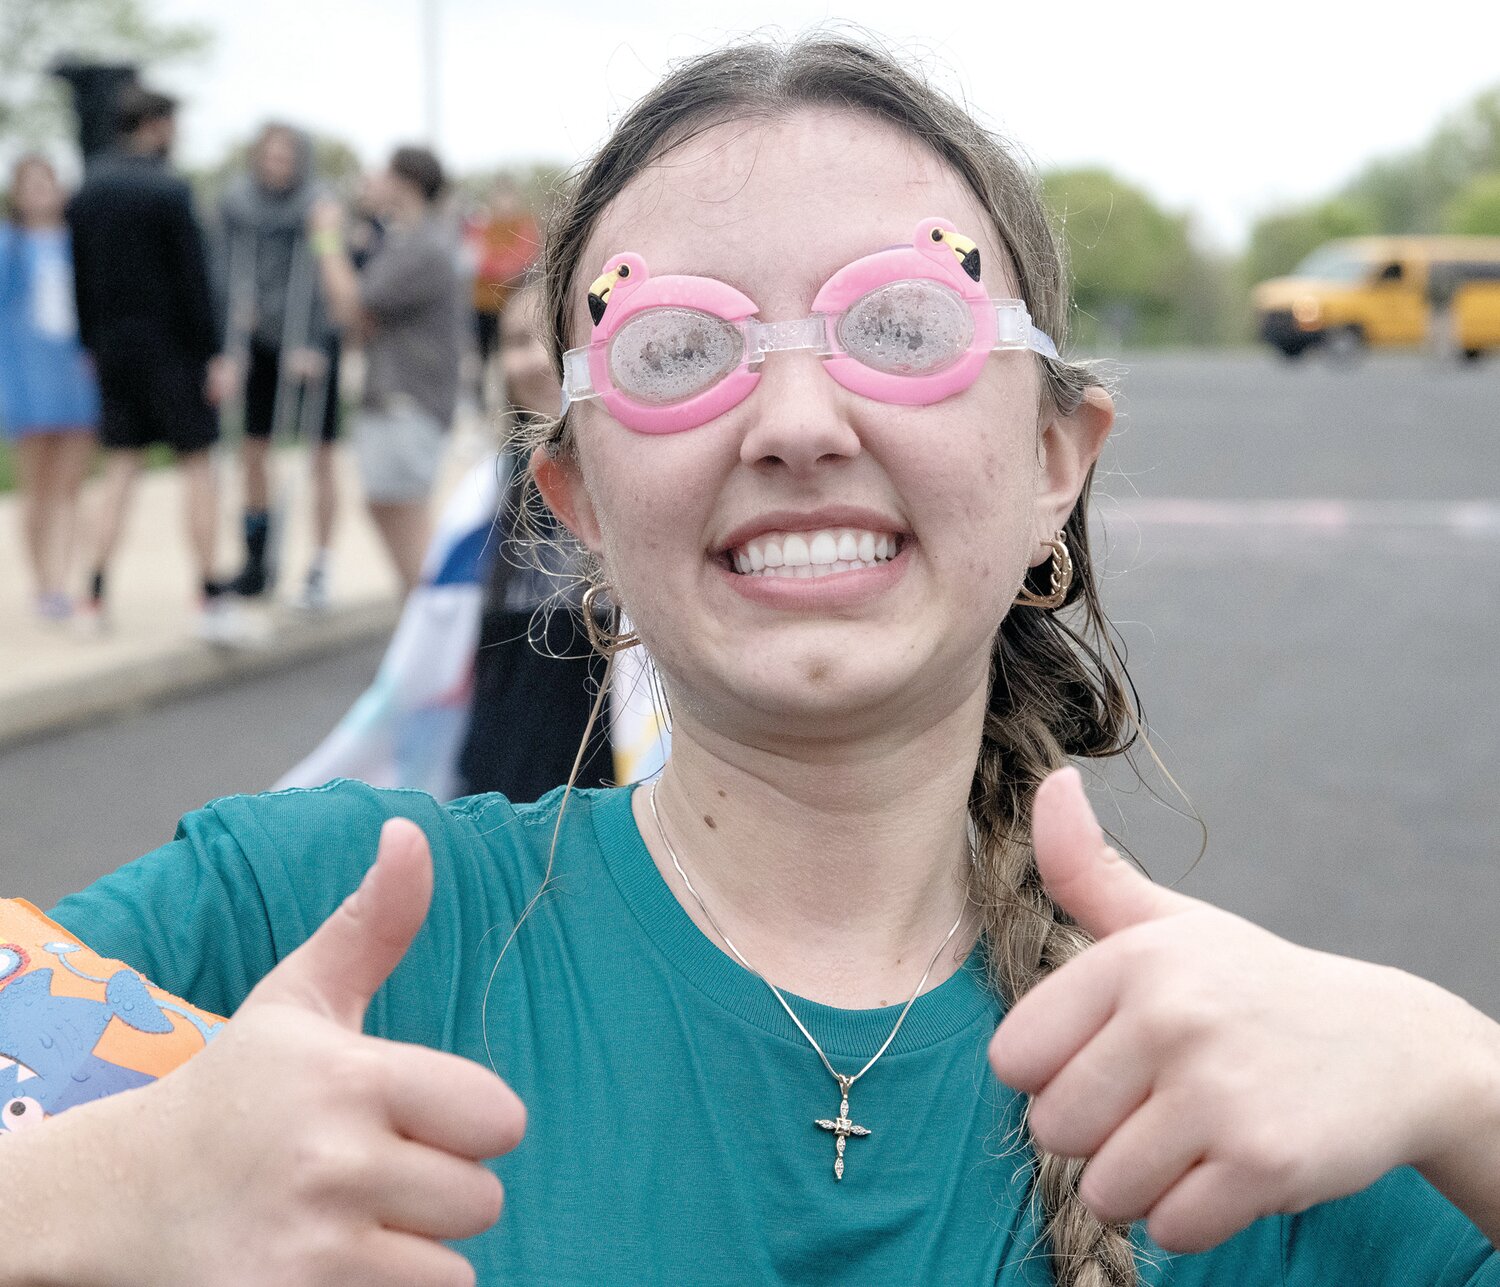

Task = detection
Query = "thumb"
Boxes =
[245,817,434,1028]
[1033,766,1192,939]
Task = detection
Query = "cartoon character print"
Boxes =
[0,921,223,1135]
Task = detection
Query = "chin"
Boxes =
[710,645,967,743]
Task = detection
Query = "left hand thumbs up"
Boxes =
[989,766,1478,1256]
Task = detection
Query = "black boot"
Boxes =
[229,510,272,597]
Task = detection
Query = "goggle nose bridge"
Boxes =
[745,315,833,361]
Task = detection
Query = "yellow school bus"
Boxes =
[1253,236,1500,359]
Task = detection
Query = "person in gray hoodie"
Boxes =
[216,122,341,609]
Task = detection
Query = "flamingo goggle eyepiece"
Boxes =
[561,218,1060,435]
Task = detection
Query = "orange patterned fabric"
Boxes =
[0,898,223,1134]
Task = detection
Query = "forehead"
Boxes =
[581,108,1013,315]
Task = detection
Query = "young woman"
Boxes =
[0,155,99,621]
[4,36,1497,1287]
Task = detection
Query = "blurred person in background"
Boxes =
[0,154,100,623]
[217,122,342,611]
[277,282,667,801]
[457,281,626,800]
[65,86,247,643]
[310,145,464,596]
[464,175,540,410]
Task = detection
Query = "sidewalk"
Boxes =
[0,423,493,749]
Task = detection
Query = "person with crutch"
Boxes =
[216,123,342,610]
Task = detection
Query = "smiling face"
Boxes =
[542,108,1106,748]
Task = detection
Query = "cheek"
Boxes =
[907,391,1042,575]
[572,417,712,582]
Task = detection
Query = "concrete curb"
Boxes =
[0,600,400,752]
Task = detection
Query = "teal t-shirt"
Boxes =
[50,782,1499,1286]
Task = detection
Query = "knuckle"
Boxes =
[1227,1124,1297,1190]
[1139,989,1216,1049]
[290,1133,372,1202]
[1077,1161,1127,1223]
[484,1085,527,1154]
[440,1254,479,1287]
[1025,1095,1065,1155]
[483,1169,507,1224]
[332,1042,390,1105]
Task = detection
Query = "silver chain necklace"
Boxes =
[647,781,969,1182]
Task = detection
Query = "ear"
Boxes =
[531,446,604,553]
[1031,385,1114,563]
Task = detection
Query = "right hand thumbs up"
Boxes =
[61,817,526,1287]
[245,817,434,1028]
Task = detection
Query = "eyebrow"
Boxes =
[669,245,905,308]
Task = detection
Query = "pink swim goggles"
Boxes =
[561,217,1060,434]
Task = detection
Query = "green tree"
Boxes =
[0,0,209,149]
[1243,197,1376,285]
[1040,167,1232,347]
[1332,86,1500,236]
[1443,172,1500,235]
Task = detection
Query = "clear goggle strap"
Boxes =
[561,348,596,410]
[995,301,1060,361]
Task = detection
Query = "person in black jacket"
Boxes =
[66,85,246,643]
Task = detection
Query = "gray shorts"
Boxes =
[352,400,446,503]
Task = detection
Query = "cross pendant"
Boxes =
[814,1076,871,1181]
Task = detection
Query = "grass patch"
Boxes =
[0,440,178,494]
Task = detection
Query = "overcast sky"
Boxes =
[148,0,1499,251]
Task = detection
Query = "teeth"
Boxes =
[14,1063,37,1083]
[727,527,903,578]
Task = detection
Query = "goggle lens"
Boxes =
[835,280,974,377]
[607,307,745,407]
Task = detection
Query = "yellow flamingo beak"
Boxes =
[587,267,625,326]
[937,230,982,283]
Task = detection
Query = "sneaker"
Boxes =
[293,567,330,614]
[74,598,110,639]
[195,596,272,649]
[228,560,272,598]
[34,592,74,624]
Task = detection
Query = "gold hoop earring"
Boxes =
[581,582,641,655]
[1014,532,1073,610]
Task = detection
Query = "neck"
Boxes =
[633,687,987,1009]
[388,195,428,229]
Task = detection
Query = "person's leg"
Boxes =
[241,435,271,512]
[232,341,278,595]
[80,447,145,621]
[311,441,337,551]
[366,499,430,596]
[12,435,48,599]
[50,431,97,592]
[177,447,219,591]
[29,430,97,608]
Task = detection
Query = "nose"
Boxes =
[736,351,862,475]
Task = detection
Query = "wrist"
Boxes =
[0,1112,110,1286]
[1409,989,1500,1240]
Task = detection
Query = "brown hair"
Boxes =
[522,33,1140,1286]
[389,144,447,204]
[115,85,177,138]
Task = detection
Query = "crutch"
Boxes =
[217,228,259,462]
[262,238,325,595]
